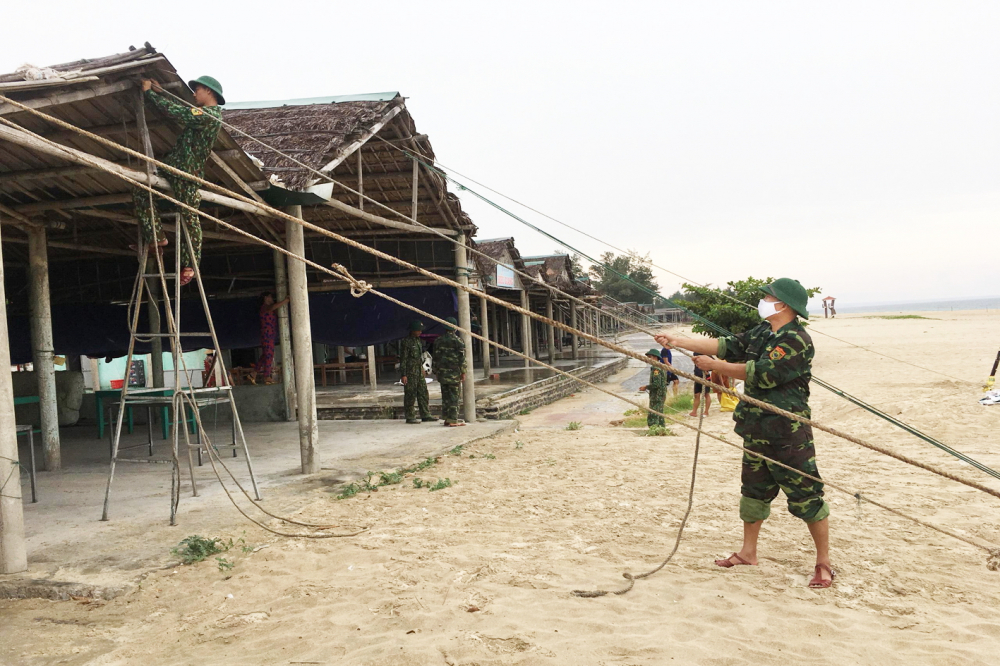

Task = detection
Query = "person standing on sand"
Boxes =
[656,278,834,589]
[638,348,667,427]
[690,353,712,417]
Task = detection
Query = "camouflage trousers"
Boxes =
[739,436,830,523]
[404,376,433,420]
[132,174,203,268]
[440,382,461,423]
[647,388,665,427]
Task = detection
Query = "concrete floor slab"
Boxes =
[3,417,515,598]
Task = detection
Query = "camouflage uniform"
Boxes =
[433,331,465,423]
[132,90,222,268]
[647,364,667,427]
[717,320,830,524]
[399,335,433,421]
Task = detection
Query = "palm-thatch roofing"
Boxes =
[521,254,593,297]
[472,237,527,291]
[222,95,473,236]
[0,43,268,269]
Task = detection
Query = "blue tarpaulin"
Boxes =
[6,286,457,364]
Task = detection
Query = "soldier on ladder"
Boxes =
[131,75,225,285]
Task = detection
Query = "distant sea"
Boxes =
[813,296,1000,315]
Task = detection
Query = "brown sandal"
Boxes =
[714,552,754,568]
[808,563,836,588]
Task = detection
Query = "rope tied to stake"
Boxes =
[331,263,372,298]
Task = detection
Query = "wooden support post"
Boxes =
[0,220,27,574]
[89,356,101,390]
[520,291,532,368]
[367,345,377,391]
[336,346,347,383]
[411,158,420,222]
[455,235,477,422]
[571,302,580,360]
[480,293,491,379]
[274,249,296,421]
[285,206,319,474]
[357,150,364,212]
[545,295,555,364]
[28,226,59,471]
[491,301,501,367]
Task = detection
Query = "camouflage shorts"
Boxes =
[739,436,830,523]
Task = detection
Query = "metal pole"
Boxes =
[285,205,320,474]
[454,234,477,422]
[28,226,60,471]
[480,294,491,378]
[0,220,27,573]
[273,249,296,421]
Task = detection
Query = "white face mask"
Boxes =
[758,299,782,320]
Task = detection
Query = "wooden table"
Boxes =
[314,362,369,387]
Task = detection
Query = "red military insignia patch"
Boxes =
[653,369,660,375]
[768,346,787,361]
[191,107,203,116]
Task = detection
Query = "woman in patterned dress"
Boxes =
[250,292,288,384]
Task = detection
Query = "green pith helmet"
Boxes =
[645,348,662,359]
[759,278,809,319]
[188,75,225,105]
[409,320,424,332]
[444,316,458,329]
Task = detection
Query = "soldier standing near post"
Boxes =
[400,320,437,424]
[433,317,466,427]
[638,348,667,427]
[132,76,225,285]
[656,278,834,589]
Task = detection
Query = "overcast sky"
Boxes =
[3,1,998,307]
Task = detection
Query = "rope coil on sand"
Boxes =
[2,96,998,573]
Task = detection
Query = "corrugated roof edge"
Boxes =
[224,92,401,110]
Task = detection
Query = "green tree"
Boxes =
[589,251,659,303]
[681,277,822,337]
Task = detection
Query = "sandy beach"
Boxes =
[2,310,999,665]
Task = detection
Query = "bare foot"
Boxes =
[688,410,697,417]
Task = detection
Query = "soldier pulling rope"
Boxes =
[657,278,834,588]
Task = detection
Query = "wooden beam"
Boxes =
[0,122,274,218]
[308,102,405,182]
[208,153,283,244]
[73,209,249,243]
[0,80,135,116]
[2,234,134,256]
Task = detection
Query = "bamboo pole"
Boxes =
[546,295,556,364]
[367,345,377,392]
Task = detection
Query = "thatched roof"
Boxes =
[222,94,473,234]
[0,43,267,270]
[522,254,593,296]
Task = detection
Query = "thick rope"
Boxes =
[573,409,705,597]
[2,104,998,563]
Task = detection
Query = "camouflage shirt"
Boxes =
[648,364,668,393]
[433,331,465,385]
[145,90,222,177]
[717,320,813,442]
[398,335,425,380]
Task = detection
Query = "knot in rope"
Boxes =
[330,263,371,298]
